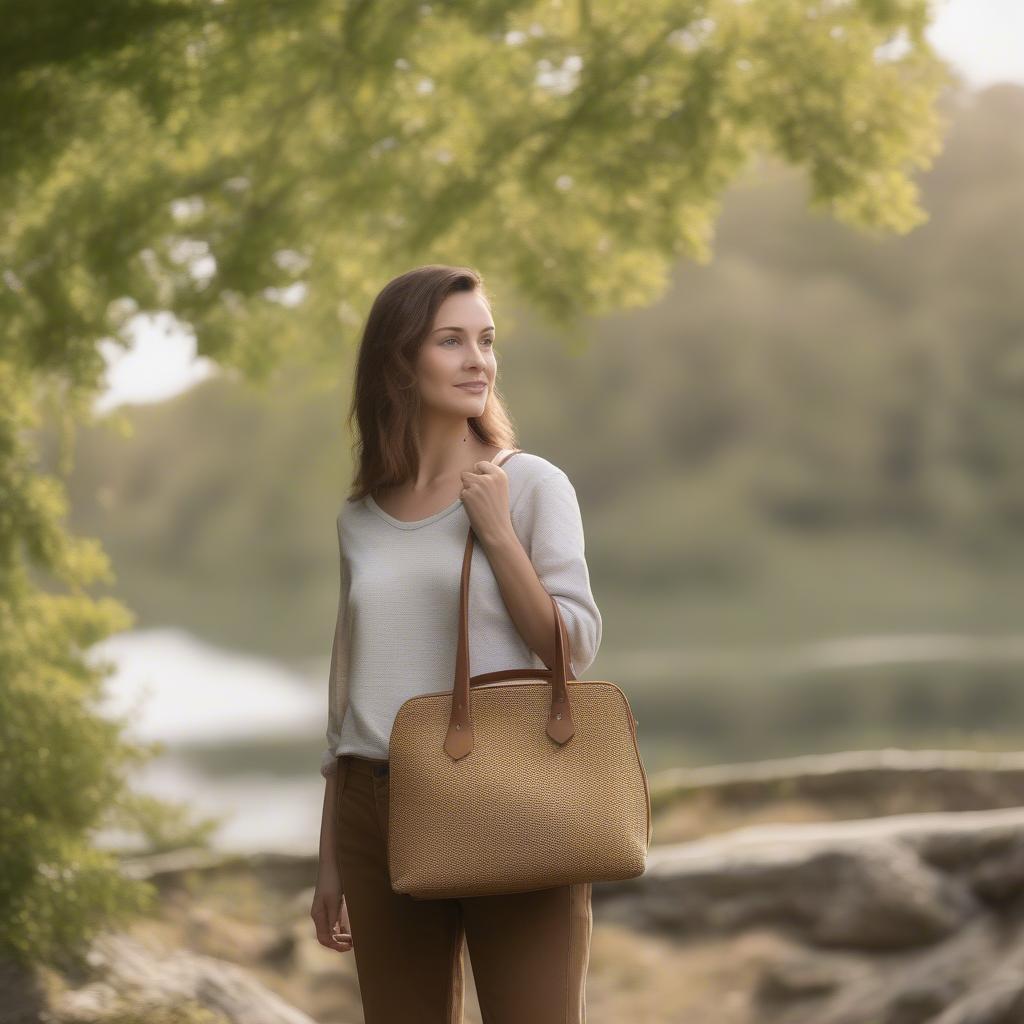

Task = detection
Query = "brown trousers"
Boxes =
[334,753,593,1024]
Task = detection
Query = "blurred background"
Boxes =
[4,1,1024,1021]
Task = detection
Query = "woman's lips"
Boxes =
[455,383,487,392]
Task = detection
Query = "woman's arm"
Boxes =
[318,769,339,867]
[320,511,350,779]
[310,509,353,954]
[479,467,602,676]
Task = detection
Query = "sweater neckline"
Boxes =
[364,493,464,530]
[364,448,514,530]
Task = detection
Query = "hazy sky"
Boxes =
[96,0,1024,414]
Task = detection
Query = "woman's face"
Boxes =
[415,289,497,418]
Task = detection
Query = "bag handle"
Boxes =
[444,448,578,760]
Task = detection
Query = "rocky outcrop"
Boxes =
[600,805,1024,941]
[597,804,1024,1024]
[651,747,1024,814]
[37,932,324,1024]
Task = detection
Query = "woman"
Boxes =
[310,264,603,1023]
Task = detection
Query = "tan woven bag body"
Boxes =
[386,449,652,900]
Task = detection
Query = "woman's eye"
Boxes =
[442,337,495,346]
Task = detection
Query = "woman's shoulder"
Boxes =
[337,493,369,530]
[504,449,567,479]
[504,450,575,512]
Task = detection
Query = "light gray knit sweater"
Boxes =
[320,449,603,776]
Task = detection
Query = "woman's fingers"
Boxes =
[331,893,354,949]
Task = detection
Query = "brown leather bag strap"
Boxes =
[444,448,578,760]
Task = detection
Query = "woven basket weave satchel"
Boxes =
[386,448,652,899]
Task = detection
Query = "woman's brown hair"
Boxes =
[345,264,518,503]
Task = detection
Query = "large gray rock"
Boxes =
[48,931,322,1024]
[598,806,1024,949]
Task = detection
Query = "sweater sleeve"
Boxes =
[320,512,351,778]
[511,467,602,677]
